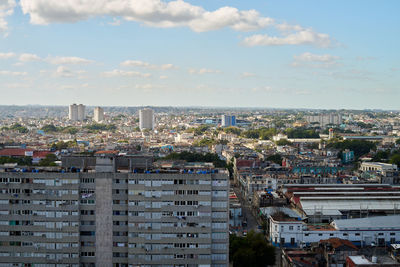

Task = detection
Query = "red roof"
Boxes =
[236,159,260,168]
[33,151,52,158]
[0,148,32,157]
[320,238,358,250]
[0,149,52,158]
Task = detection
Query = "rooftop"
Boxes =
[332,215,400,230]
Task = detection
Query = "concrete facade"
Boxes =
[0,170,229,267]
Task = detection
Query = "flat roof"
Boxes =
[301,199,400,215]
[348,256,373,265]
[333,215,400,230]
[294,191,400,195]
[301,196,400,200]
[285,184,392,187]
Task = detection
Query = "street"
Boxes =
[232,185,259,232]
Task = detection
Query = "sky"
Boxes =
[0,0,399,109]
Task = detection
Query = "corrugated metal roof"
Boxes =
[333,215,400,230]
[260,207,304,219]
[301,199,400,215]
[295,191,400,195]
[302,196,400,200]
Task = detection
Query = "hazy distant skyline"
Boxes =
[0,0,399,109]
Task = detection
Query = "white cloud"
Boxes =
[19,53,42,62]
[294,52,339,62]
[188,7,273,32]
[103,69,151,78]
[120,60,153,68]
[109,17,121,26]
[0,52,15,59]
[4,82,30,88]
[188,68,221,75]
[243,29,331,47]
[47,56,94,65]
[275,22,304,32]
[241,72,256,78]
[120,60,176,70]
[20,0,274,33]
[159,75,168,79]
[0,70,27,76]
[161,63,176,70]
[135,84,154,90]
[0,0,16,35]
[54,66,86,78]
[291,52,340,68]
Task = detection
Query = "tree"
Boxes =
[51,140,77,150]
[241,128,277,140]
[7,123,29,133]
[0,156,32,166]
[84,123,116,131]
[223,126,242,136]
[162,152,227,168]
[389,154,400,167]
[41,124,58,133]
[266,154,282,165]
[285,128,319,138]
[230,231,275,267]
[327,140,376,158]
[275,139,292,146]
[39,154,57,166]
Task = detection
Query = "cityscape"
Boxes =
[1,1,400,267]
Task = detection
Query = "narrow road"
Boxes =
[232,186,259,232]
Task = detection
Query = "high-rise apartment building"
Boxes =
[221,115,236,127]
[69,104,86,122]
[69,104,79,121]
[93,107,104,123]
[139,109,154,130]
[78,104,86,121]
[0,154,229,267]
[305,113,342,127]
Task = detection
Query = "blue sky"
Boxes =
[0,0,399,109]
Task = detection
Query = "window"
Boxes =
[289,226,294,230]
[80,231,95,236]
[81,252,95,257]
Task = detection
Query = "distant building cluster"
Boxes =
[69,103,86,121]
[306,113,342,127]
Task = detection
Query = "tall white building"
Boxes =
[221,115,236,127]
[139,108,154,130]
[77,104,85,121]
[69,104,78,121]
[69,104,86,121]
[93,107,104,122]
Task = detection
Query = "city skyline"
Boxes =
[0,0,399,109]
